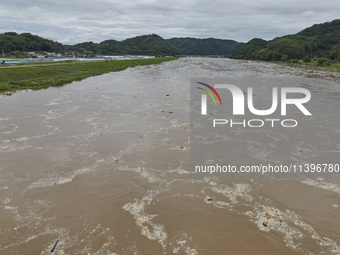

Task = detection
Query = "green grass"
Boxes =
[0,57,177,93]
[299,59,340,69]
[273,58,340,72]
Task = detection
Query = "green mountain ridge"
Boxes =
[230,19,340,61]
[0,33,182,56]
[65,34,181,56]
[2,19,340,60]
[0,32,242,57]
[167,37,243,56]
[0,32,64,53]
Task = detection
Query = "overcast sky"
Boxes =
[0,0,339,44]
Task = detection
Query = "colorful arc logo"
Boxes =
[196,82,223,106]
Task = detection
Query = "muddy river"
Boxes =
[0,57,339,254]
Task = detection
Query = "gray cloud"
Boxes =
[0,0,339,44]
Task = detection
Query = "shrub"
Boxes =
[303,56,311,62]
[316,58,329,66]
[281,55,288,62]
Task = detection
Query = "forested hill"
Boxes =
[0,32,243,56]
[0,32,64,53]
[5,20,339,60]
[0,33,181,56]
[65,34,181,56]
[230,19,340,61]
[167,37,243,56]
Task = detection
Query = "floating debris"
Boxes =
[50,239,59,252]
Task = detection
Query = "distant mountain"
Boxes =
[229,38,268,59]
[0,33,180,56]
[120,34,181,55]
[0,32,243,57]
[0,32,64,53]
[230,19,340,61]
[65,34,181,56]
[297,19,340,45]
[167,37,243,56]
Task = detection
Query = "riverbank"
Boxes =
[0,57,177,93]
[276,60,340,78]
[236,58,340,78]
[272,58,340,69]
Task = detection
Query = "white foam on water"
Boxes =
[302,179,340,194]
[203,180,340,254]
[170,233,197,255]
[210,183,253,204]
[27,165,96,190]
[123,190,167,252]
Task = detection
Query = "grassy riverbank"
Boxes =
[0,57,177,93]
[296,59,340,69]
[274,59,340,75]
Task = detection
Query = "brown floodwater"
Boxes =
[0,57,339,255]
